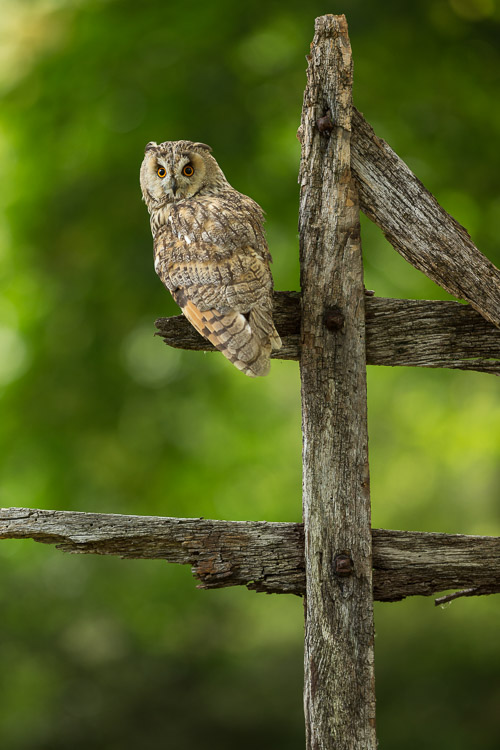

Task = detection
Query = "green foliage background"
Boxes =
[1,0,499,747]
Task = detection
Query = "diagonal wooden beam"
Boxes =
[2,508,499,603]
[351,108,500,328]
[155,292,500,375]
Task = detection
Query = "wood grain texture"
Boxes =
[365,297,500,373]
[156,292,500,375]
[351,107,500,328]
[2,509,499,602]
[372,529,500,602]
[298,16,376,750]
[0,508,304,595]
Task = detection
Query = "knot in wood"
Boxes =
[324,306,344,332]
[334,553,354,577]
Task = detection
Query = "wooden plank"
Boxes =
[298,15,376,750]
[365,297,500,373]
[0,507,304,594]
[351,107,500,328]
[2,508,499,602]
[156,293,500,375]
[372,529,500,602]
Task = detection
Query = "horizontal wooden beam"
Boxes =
[2,507,499,602]
[366,296,500,373]
[351,108,500,329]
[155,292,500,375]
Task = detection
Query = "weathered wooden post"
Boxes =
[298,15,376,749]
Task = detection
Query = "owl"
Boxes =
[140,140,281,377]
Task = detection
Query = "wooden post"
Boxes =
[298,15,376,749]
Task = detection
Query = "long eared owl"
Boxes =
[140,140,281,377]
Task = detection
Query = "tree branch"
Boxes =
[434,587,500,606]
[2,509,499,603]
[155,292,500,375]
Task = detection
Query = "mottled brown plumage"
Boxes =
[140,140,281,376]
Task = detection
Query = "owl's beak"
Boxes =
[170,178,178,195]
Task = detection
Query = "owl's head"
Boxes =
[140,140,228,210]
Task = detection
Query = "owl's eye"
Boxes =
[157,166,167,178]
[182,164,194,177]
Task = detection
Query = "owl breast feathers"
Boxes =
[140,139,281,376]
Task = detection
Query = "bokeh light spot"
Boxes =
[0,325,29,385]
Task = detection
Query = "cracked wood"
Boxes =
[298,15,376,750]
[2,508,499,602]
[351,107,500,328]
[156,292,500,375]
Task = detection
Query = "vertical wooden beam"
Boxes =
[298,15,376,750]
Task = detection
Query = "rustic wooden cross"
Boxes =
[1,14,499,750]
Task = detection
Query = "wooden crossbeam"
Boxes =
[155,292,500,375]
[2,508,499,603]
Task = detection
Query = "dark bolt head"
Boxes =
[334,554,354,576]
[324,306,344,332]
[317,111,334,133]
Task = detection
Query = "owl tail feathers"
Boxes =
[181,300,278,377]
[271,327,282,351]
[250,306,282,352]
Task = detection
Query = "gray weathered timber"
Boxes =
[372,529,500,602]
[0,508,304,595]
[365,297,500,373]
[351,107,500,328]
[2,508,500,602]
[298,15,376,750]
[155,292,500,375]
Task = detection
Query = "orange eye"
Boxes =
[157,166,166,178]
[182,164,194,177]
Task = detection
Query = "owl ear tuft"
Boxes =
[145,141,158,153]
[193,142,212,153]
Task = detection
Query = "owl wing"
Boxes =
[155,226,281,377]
